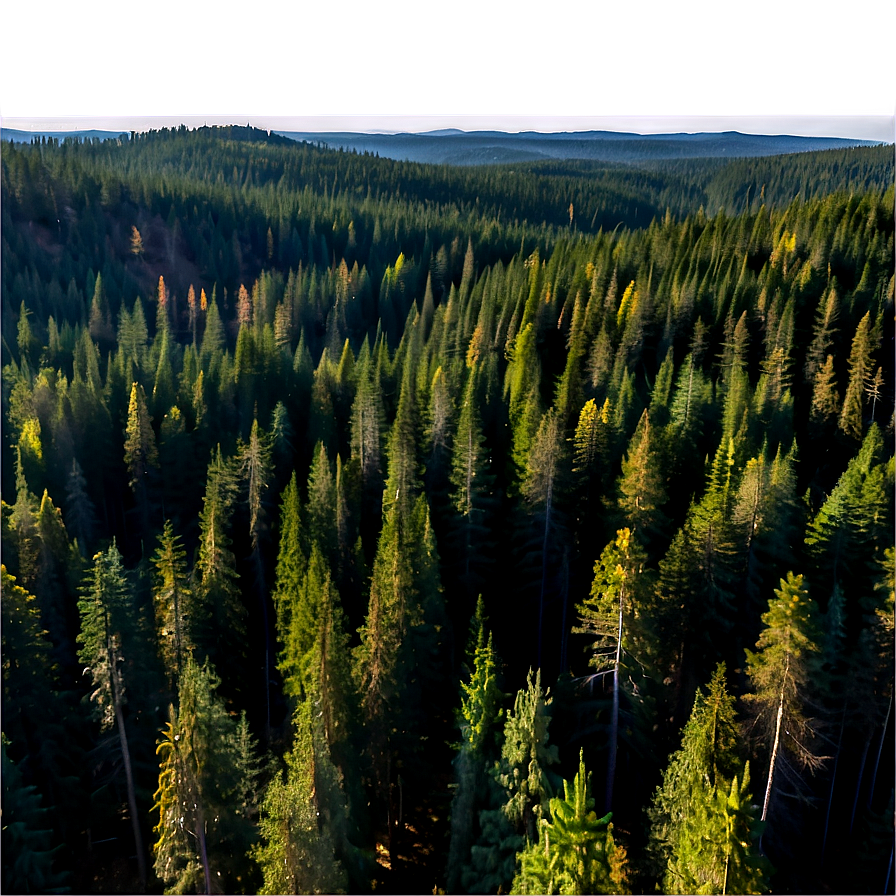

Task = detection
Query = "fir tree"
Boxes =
[78,543,149,889]
[511,750,624,896]
[152,658,259,894]
[575,528,652,813]
[648,664,769,894]
[839,311,874,440]
[1,735,69,895]
[744,572,824,842]
[123,381,159,537]
[251,700,348,895]
[151,520,194,693]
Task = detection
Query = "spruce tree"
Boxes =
[447,599,504,891]
[839,311,874,440]
[78,543,149,889]
[151,520,194,693]
[152,658,259,894]
[511,751,625,896]
[575,529,651,813]
[252,699,348,895]
[193,448,246,687]
[123,381,159,537]
[648,664,768,894]
[744,572,824,840]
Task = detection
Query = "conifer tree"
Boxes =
[238,417,274,730]
[839,311,874,440]
[151,520,194,693]
[123,381,159,537]
[809,354,841,438]
[522,407,566,668]
[383,357,421,517]
[200,298,225,363]
[152,658,259,895]
[306,440,337,562]
[193,448,246,683]
[450,367,494,599]
[511,751,625,896]
[648,664,769,894]
[78,543,149,889]
[498,669,560,845]
[1,735,69,895]
[575,528,651,813]
[744,572,824,839]
[272,472,307,657]
[616,410,667,543]
[447,599,504,891]
[350,344,385,505]
[279,544,330,700]
[354,493,445,860]
[251,700,348,895]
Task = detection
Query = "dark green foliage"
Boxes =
[511,751,626,895]
[251,701,348,895]
[648,665,769,894]
[152,658,260,894]
[0,125,892,894]
[2,735,69,895]
[446,599,505,891]
[744,573,824,840]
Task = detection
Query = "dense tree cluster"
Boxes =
[1,126,893,894]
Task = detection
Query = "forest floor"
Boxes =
[372,779,453,894]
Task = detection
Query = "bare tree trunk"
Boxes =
[253,548,271,738]
[196,803,212,895]
[760,658,788,850]
[850,731,872,834]
[866,693,892,813]
[821,704,846,865]
[558,548,569,672]
[537,492,551,671]
[606,594,623,815]
[111,669,147,890]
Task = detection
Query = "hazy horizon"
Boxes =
[5,0,893,153]
[3,114,893,143]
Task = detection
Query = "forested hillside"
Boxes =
[1,126,893,895]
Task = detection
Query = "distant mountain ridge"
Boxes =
[274,129,881,166]
[3,126,882,167]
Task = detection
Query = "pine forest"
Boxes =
[1,126,894,895]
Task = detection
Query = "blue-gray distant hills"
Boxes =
[2,126,881,166]
[2,128,130,144]
[273,129,880,165]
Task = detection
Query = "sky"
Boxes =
[2,0,895,141]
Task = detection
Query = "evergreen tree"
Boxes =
[78,543,149,889]
[447,599,504,892]
[1,735,69,895]
[193,448,246,684]
[744,572,824,841]
[838,310,874,441]
[152,658,259,895]
[648,664,769,894]
[575,528,653,812]
[151,520,194,693]
[809,353,841,438]
[271,472,307,659]
[522,407,566,669]
[251,701,348,895]
[498,668,560,845]
[449,367,494,601]
[511,751,625,896]
[123,381,159,537]
[616,410,667,544]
